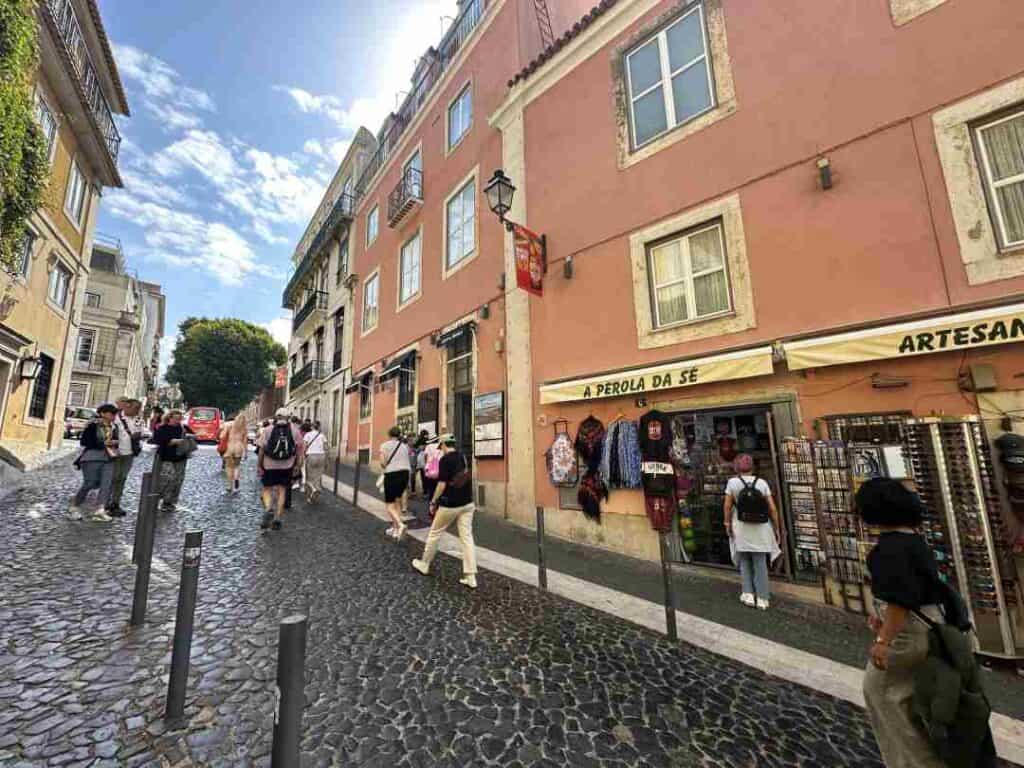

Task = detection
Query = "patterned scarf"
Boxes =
[575,416,607,522]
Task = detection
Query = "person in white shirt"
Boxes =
[723,453,782,610]
[302,420,326,503]
[379,426,412,539]
[107,397,143,517]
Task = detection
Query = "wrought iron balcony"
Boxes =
[388,167,423,227]
[289,360,329,391]
[292,290,328,331]
[43,0,122,164]
[282,193,355,308]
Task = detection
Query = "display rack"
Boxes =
[814,440,869,614]
[781,438,824,575]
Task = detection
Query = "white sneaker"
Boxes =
[459,575,478,589]
[385,527,396,538]
[67,504,83,521]
[739,593,756,607]
[91,511,113,523]
[411,559,430,576]
[395,523,407,541]
[756,598,770,611]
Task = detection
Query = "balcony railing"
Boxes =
[388,167,423,226]
[290,360,329,391]
[353,0,486,202]
[332,349,343,374]
[292,290,328,331]
[282,193,355,308]
[44,0,122,164]
[73,354,107,373]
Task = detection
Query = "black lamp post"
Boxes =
[483,169,516,231]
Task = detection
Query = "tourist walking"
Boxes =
[68,403,119,522]
[152,410,196,513]
[303,420,326,503]
[421,435,441,520]
[723,454,781,610]
[379,426,411,539]
[258,408,304,530]
[107,398,143,517]
[221,413,248,493]
[412,433,477,588]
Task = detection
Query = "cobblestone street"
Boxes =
[1,449,901,766]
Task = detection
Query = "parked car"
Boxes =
[64,407,97,438]
[184,406,222,443]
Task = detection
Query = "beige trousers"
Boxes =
[421,503,476,575]
[862,612,945,768]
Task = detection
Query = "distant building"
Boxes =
[138,282,166,401]
[242,366,287,425]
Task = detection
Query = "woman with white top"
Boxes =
[379,426,412,539]
[303,420,326,503]
[723,453,781,610]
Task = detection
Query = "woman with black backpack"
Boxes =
[723,454,781,610]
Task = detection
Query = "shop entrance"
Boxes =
[446,330,474,459]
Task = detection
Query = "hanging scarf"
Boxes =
[575,416,607,522]
[616,420,642,489]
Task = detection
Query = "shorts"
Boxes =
[384,471,410,502]
[262,468,293,488]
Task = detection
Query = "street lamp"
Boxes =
[19,353,41,381]
[484,169,517,231]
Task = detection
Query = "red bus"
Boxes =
[185,407,222,443]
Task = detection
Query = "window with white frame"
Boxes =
[64,160,88,225]
[67,382,89,408]
[446,179,475,269]
[366,205,379,246]
[359,375,372,420]
[399,231,421,305]
[976,108,1024,249]
[48,261,72,309]
[362,272,379,332]
[16,231,35,278]
[448,84,472,150]
[647,221,731,328]
[336,238,349,284]
[76,329,96,363]
[626,4,715,149]
[85,291,101,308]
[34,93,57,161]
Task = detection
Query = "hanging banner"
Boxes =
[274,366,287,389]
[785,302,1024,371]
[538,347,774,405]
[513,224,544,296]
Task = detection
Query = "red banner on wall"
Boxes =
[274,366,287,388]
[513,224,544,297]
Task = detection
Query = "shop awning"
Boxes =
[345,370,374,394]
[784,302,1024,371]
[379,350,416,381]
[538,346,775,405]
[435,322,475,347]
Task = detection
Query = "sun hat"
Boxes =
[438,433,457,446]
[275,407,290,419]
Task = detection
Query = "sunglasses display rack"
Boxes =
[781,438,825,575]
[903,417,1021,658]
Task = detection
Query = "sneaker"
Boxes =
[67,504,83,521]
[756,598,770,611]
[459,575,478,589]
[411,559,430,576]
[385,527,397,538]
[234,479,240,492]
[91,511,113,523]
[739,593,756,607]
[395,523,407,541]
[260,512,274,530]
[272,519,282,530]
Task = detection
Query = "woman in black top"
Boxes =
[858,478,945,768]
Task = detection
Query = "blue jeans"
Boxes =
[738,551,770,598]
[74,460,114,507]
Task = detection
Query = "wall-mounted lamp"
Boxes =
[480,303,490,320]
[485,169,549,287]
[19,353,41,381]
[563,256,574,280]
[816,157,833,190]
[635,396,648,409]
[871,373,908,389]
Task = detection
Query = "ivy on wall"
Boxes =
[0,0,49,274]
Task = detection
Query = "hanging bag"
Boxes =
[546,421,578,487]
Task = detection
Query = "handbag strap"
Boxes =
[384,441,403,470]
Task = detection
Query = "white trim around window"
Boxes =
[75,328,96,364]
[67,381,90,408]
[34,91,58,165]
[397,226,423,311]
[85,291,101,308]
[16,228,36,281]
[442,166,479,279]
[64,158,89,228]
[46,257,73,312]
[366,204,379,247]
[361,268,380,336]
[974,108,1024,251]
[647,221,732,329]
[446,80,473,154]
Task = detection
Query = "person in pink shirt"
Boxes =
[257,408,305,530]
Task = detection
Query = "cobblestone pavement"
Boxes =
[1,449,897,767]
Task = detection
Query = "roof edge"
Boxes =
[86,0,130,115]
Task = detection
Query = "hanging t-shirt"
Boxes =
[639,410,673,462]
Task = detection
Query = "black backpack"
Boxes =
[266,423,296,461]
[735,476,771,523]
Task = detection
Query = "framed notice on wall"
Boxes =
[474,392,504,458]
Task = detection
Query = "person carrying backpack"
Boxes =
[412,433,478,589]
[421,435,442,520]
[257,408,304,530]
[723,454,781,610]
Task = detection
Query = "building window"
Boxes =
[48,261,72,309]
[399,231,421,305]
[362,272,379,332]
[446,179,475,269]
[398,357,416,410]
[332,309,344,371]
[85,291,101,308]
[976,109,1024,250]
[76,329,96,363]
[28,354,54,420]
[300,342,309,367]
[366,205,379,246]
[647,221,731,328]
[65,160,89,225]
[67,382,89,408]
[625,4,714,149]
[16,231,35,278]
[290,355,297,374]
[359,375,372,420]
[35,93,57,162]
[447,332,473,392]
[336,238,349,285]
[448,84,472,150]
[403,150,423,198]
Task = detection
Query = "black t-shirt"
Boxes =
[154,423,193,463]
[867,532,943,609]
[437,451,472,508]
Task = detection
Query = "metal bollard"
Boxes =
[165,531,203,722]
[130,484,159,626]
[659,533,678,642]
[132,472,153,564]
[271,614,308,768]
[535,506,548,591]
[352,458,361,508]
[333,457,339,496]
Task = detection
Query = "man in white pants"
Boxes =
[411,433,477,589]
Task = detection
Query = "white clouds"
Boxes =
[115,45,215,131]
[260,315,293,348]
[150,130,238,184]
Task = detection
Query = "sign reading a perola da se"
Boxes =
[785,302,1024,371]
[538,347,774,405]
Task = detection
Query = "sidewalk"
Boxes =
[0,440,78,501]
[323,461,1024,763]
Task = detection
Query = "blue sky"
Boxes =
[97,0,459,377]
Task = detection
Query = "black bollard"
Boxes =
[129,483,159,626]
[333,456,339,496]
[536,506,548,592]
[271,614,308,768]
[659,533,678,642]
[131,472,153,564]
[165,531,203,722]
[352,456,361,508]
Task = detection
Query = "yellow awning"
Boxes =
[538,347,774,405]
[785,303,1024,371]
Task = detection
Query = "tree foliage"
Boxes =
[166,318,287,416]
[0,0,49,273]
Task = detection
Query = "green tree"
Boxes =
[166,318,287,416]
[0,0,49,273]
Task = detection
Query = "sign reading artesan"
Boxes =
[897,317,1024,354]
